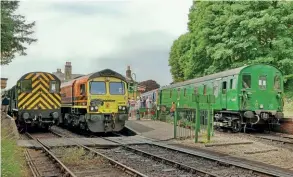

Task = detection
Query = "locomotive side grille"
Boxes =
[18,72,61,110]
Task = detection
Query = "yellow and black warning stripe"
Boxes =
[17,72,61,110]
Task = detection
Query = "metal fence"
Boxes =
[156,94,215,143]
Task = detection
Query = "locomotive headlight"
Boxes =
[122,107,125,110]
[260,104,264,109]
[90,107,94,111]
[52,112,59,119]
[22,112,29,119]
[119,106,122,109]
[95,106,98,110]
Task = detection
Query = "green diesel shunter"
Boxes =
[158,64,284,132]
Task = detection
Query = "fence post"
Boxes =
[174,108,177,139]
[207,103,211,142]
[195,100,200,143]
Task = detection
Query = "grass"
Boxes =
[284,92,293,118]
[51,147,105,166]
[1,118,30,177]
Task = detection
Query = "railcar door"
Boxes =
[221,79,228,109]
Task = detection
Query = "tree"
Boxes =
[1,1,37,65]
[139,80,160,93]
[169,1,293,89]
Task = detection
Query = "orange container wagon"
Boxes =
[59,69,129,133]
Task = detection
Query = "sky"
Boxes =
[1,0,193,89]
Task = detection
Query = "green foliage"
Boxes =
[169,1,293,87]
[1,119,29,177]
[1,1,37,65]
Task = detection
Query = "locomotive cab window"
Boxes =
[21,80,32,92]
[50,81,60,93]
[80,84,86,95]
[259,76,267,90]
[110,82,125,95]
[90,81,106,95]
[274,75,281,90]
[242,74,251,89]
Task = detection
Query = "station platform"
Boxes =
[125,120,175,141]
[17,135,151,149]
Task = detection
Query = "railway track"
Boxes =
[24,132,76,177]
[25,131,147,177]
[102,136,293,177]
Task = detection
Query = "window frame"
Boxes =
[20,79,32,93]
[109,82,125,95]
[258,75,267,90]
[274,75,281,91]
[49,80,60,93]
[89,81,106,95]
[242,74,251,89]
[79,84,86,95]
[222,81,227,94]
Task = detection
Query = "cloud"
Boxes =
[1,0,193,89]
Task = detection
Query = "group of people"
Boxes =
[127,96,153,119]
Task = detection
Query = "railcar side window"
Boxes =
[184,88,186,97]
[194,87,198,94]
[213,86,218,96]
[170,90,172,98]
[80,84,86,95]
[109,82,125,95]
[242,75,251,88]
[259,76,267,90]
[203,85,207,95]
[222,81,227,94]
[21,80,32,92]
[177,88,180,98]
[90,81,106,95]
[230,79,233,89]
[49,81,60,93]
[274,76,281,90]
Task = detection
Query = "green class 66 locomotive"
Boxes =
[159,64,284,132]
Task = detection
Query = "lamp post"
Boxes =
[131,73,137,98]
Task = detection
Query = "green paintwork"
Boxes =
[158,64,284,114]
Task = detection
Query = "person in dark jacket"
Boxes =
[2,94,10,113]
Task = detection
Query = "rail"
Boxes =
[102,136,293,177]
[25,132,77,177]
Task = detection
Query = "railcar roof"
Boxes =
[61,69,126,87]
[141,89,158,97]
[161,66,247,89]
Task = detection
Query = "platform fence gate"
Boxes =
[156,94,215,143]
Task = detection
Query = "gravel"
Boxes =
[130,144,261,177]
[171,132,293,170]
[97,147,200,177]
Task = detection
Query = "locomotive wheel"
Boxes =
[231,120,241,133]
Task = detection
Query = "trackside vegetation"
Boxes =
[1,117,29,177]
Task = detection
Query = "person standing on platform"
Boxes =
[129,97,136,119]
[170,102,176,119]
[1,94,10,118]
[135,96,141,120]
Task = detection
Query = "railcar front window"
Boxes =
[21,80,32,92]
[90,82,106,95]
[50,81,60,93]
[242,75,251,89]
[274,76,281,90]
[259,76,267,90]
[109,82,125,95]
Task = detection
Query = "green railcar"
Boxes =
[158,64,284,132]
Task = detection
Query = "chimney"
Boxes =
[126,65,132,79]
[57,68,62,73]
[65,62,72,81]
